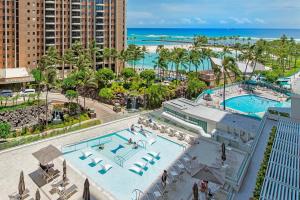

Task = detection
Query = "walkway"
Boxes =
[292,77,300,94]
[47,93,126,123]
[235,118,277,200]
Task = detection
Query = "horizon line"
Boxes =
[127,27,300,30]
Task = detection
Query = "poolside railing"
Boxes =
[61,137,113,153]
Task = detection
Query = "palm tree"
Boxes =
[239,44,255,81]
[172,47,188,82]
[187,47,201,72]
[212,56,240,110]
[39,47,59,126]
[141,45,148,68]
[77,68,98,110]
[154,46,169,80]
[88,40,101,70]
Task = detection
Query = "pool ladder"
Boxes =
[132,189,144,200]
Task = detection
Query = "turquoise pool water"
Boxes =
[63,129,184,200]
[222,95,290,117]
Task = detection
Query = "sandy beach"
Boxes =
[145,44,224,53]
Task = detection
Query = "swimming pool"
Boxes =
[62,129,185,200]
[222,95,290,118]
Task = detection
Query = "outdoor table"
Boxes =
[170,171,178,177]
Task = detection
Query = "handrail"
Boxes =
[132,189,144,200]
[61,137,112,153]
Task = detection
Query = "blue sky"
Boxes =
[127,0,300,28]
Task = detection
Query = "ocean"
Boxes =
[126,28,300,70]
[127,28,300,46]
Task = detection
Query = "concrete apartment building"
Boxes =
[0,0,126,85]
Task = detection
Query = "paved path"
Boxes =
[47,93,127,123]
[292,77,300,94]
[235,118,277,200]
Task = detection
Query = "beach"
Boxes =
[145,44,224,53]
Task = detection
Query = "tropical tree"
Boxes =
[212,56,241,110]
[95,68,115,88]
[146,84,166,109]
[38,46,59,126]
[121,68,136,84]
[103,47,118,69]
[154,46,169,80]
[187,47,202,72]
[187,75,207,98]
[99,88,114,102]
[140,69,156,87]
[65,90,78,114]
[127,44,143,70]
[172,47,188,81]
[88,40,101,70]
[76,69,98,109]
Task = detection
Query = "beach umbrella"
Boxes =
[18,171,25,196]
[63,159,67,182]
[35,189,41,200]
[83,178,90,200]
[192,182,199,200]
[221,143,226,162]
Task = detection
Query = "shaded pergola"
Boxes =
[32,145,62,165]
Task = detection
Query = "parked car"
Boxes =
[20,89,36,97]
[0,90,13,97]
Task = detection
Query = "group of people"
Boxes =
[128,138,139,149]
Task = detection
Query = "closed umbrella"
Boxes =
[83,178,90,200]
[192,182,199,200]
[221,143,226,162]
[63,159,67,182]
[35,189,41,200]
[18,171,25,196]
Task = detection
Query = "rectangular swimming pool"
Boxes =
[62,129,185,200]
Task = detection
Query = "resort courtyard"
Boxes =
[0,114,252,200]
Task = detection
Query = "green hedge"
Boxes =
[252,126,277,199]
[0,119,101,151]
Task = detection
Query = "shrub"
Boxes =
[0,122,11,139]
[99,88,114,101]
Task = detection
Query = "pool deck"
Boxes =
[0,114,249,200]
[0,115,143,200]
[197,84,289,116]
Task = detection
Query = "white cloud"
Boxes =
[181,18,193,24]
[195,17,207,24]
[255,18,265,24]
[219,20,228,24]
[229,17,252,24]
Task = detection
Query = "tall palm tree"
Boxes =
[154,46,169,80]
[88,40,101,70]
[212,56,240,110]
[172,47,188,82]
[39,47,59,126]
[187,47,201,72]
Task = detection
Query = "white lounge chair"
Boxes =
[134,161,148,169]
[81,150,92,158]
[91,157,102,165]
[143,155,154,163]
[129,166,143,174]
[148,151,160,159]
[99,164,112,172]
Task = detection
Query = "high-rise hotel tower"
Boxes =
[0,0,126,84]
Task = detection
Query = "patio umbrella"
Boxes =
[192,182,199,200]
[32,145,62,165]
[191,163,225,185]
[18,171,25,196]
[83,178,90,200]
[221,143,226,162]
[35,189,41,200]
[63,159,67,182]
